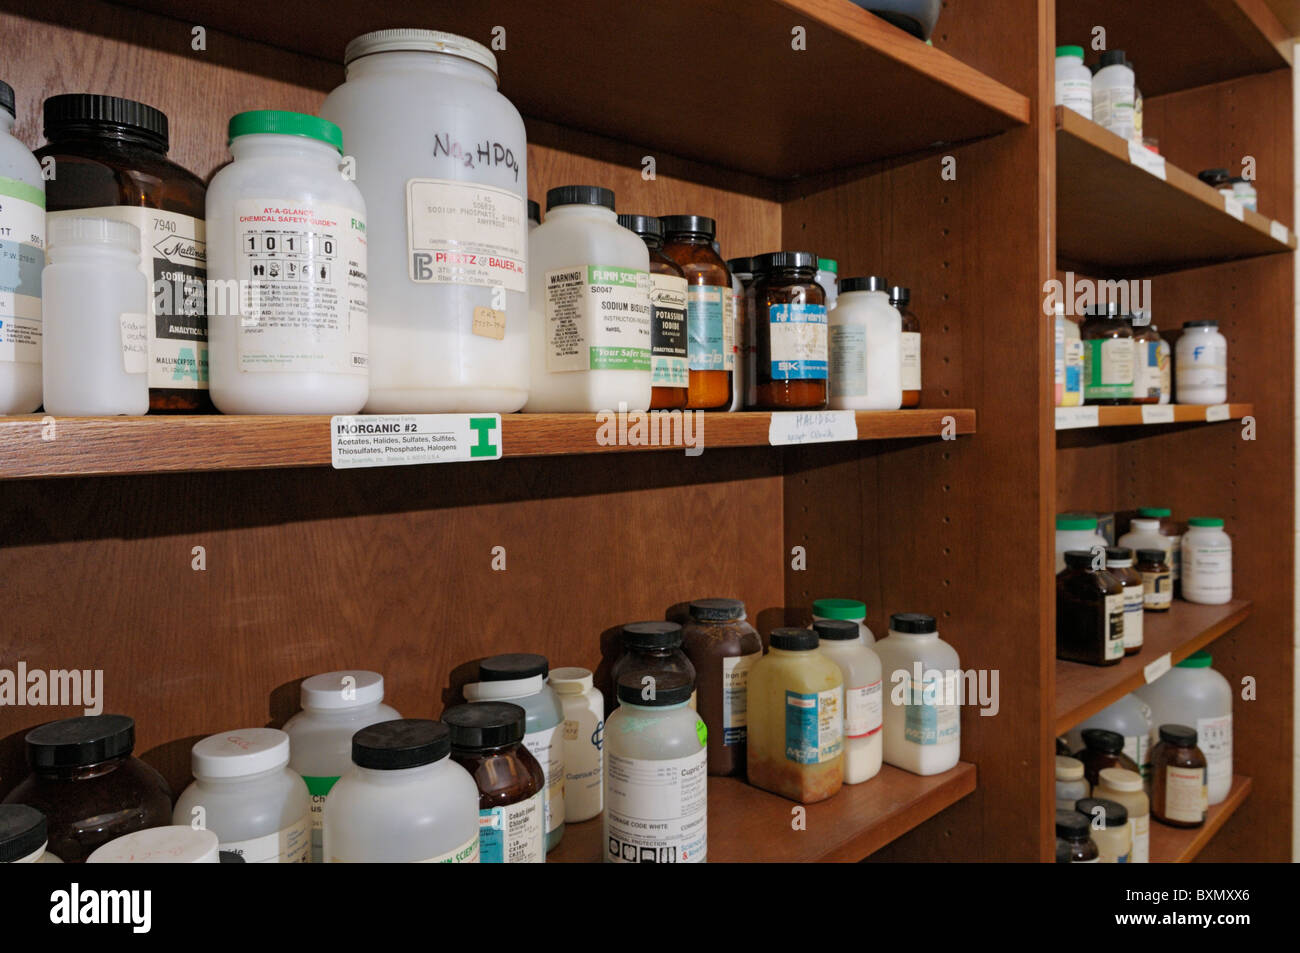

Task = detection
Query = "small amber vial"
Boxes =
[891,285,921,407]
[751,251,827,410]
[660,215,732,410]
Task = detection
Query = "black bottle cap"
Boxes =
[352,719,450,769]
[889,285,911,305]
[1100,50,1127,68]
[443,702,527,749]
[688,598,745,622]
[755,251,817,272]
[1183,320,1218,328]
[479,653,549,681]
[889,612,937,634]
[44,94,169,150]
[617,213,663,244]
[0,81,14,120]
[546,185,614,212]
[1076,797,1128,827]
[0,805,46,862]
[219,850,246,863]
[727,256,755,274]
[1081,727,1125,753]
[1158,723,1198,746]
[1064,550,1100,570]
[812,619,859,641]
[1105,547,1133,564]
[1055,809,1092,839]
[770,626,819,650]
[622,621,683,650]
[840,276,890,293]
[26,714,135,769]
[527,200,540,224]
[1198,168,1231,186]
[660,215,716,239]
[1136,548,1167,563]
[615,672,694,706]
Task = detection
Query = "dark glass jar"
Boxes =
[680,598,762,776]
[619,214,687,409]
[891,285,921,407]
[1129,315,1161,403]
[1080,302,1134,405]
[1150,723,1207,828]
[1105,546,1144,656]
[1073,727,1140,788]
[35,95,209,412]
[610,621,697,712]
[660,215,732,409]
[1,715,172,862]
[444,701,545,864]
[751,251,827,409]
[1057,550,1126,665]
[1136,548,1172,611]
[1055,809,1099,862]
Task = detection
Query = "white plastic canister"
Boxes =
[321,30,528,413]
[1136,650,1233,805]
[0,80,44,415]
[827,275,902,410]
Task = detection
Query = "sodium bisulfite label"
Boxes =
[331,414,502,468]
[768,410,857,445]
[545,266,651,372]
[604,747,707,863]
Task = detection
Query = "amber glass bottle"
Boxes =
[1150,724,1207,828]
[618,215,688,409]
[1080,302,1134,406]
[1057,550,1125,665]
[751,251,828,409]
[891,285,921,407]
[36,94,209,412]
[660,215,732,409]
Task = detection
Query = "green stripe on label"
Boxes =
[0,176,45,208]
[303,775,340,796]
[591,345,650,371]
[587,265,642,287]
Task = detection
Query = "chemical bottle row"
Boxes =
[1053,305,1228,407]
[0,30,928,418]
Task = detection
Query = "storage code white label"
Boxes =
[1127,141,1166,180]
[1143,652,1172,684]
[1139,404,1175,424]
[1205,404,1231,422]
[1223,197,1245,221]
[768,410,857,445]
[1270,220,1289,244]
[331,414,502,468]
[1054,406,1099,430]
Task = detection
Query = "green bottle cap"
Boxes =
[1187,516,1224,528]
[1056,45,1085,59]
[228,110,344,153]
[1176,650,1213,668]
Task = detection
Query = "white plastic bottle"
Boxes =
[1181,517,1232,604]
[1136,651,1233,805]
[1119,515,1178,591]
[1065,692,1153,780]
[872,613,961,775]
[828,275,902,410]
[1175,320,1227,404]
[1055,45,1093,119]
[815,257,838,313]
[86,826,219,864]
[525,186,651,412]
[0,80,44,415]
[1092,49,1136,140]
[1055,514,1107,573]
[320,29,528,414]
[206,110,368,414]
[813,619,883,784]
[282,669,401,863]
[549,666,604,823]
[323,719,480,863]
[41,217,149,416]
[603,676,707,863]
[811,597,875,644]
[173,728,311,863]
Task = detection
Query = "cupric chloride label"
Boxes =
[604,747,706,863]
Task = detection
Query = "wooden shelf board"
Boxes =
[1055,598,1253,735]
[1056,1,1291,97]
[107,0,1029,180]
[1056,107,1294,275]
[548,762,976,863]
[1150,775,1252,862]
[0,409,975,480]
[1055,402,1254,432]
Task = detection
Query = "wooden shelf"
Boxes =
[1055,598,1252,735]
[109,0,1030,180]
[548,762,976,863]
[0,409,975,479]
[1055,402,1254,431]
[1056,1,1291,97]
[1056,106,1294,275]
[1150,775,1252,862]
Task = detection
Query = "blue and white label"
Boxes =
[784,686,843,765]
[478,794,543,864]
[686,285,726,371]
[768,302,827,379]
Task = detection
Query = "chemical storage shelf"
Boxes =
[1056,107,1294,275]
[1056,1,1291,96]
[1150,775,1253,862]
[0,409,976,479]
[548,762,976,863]
[108,0,1030,180]
[1054,402,1254,432]
[1055,598,1252,735]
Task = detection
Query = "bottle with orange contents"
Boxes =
[660,215,732,409]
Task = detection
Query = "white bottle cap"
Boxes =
[463,675,544,701]
[192,728,290,779]
[549,667,594,694]
[87,826,219,864]
[300,670,384,710]
[343,29,497,77]
[47,216,141,253]
[1098,767,1143,792]
[1055,755,1085,781]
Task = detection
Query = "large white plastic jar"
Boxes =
[1065,692,1153,780]
[1055,45,1093,119]
[1175,320,1227,404]
[813,619,883,784]
[827,276,902,410]
[1136,650,1233,805]
[1092,50,1136,140]
[320,30,528,413]
[549,667,604,823]
[323,719,480,863]
[524,186,651,412]
[872,613,961,776]
[173,728,311,863]
[283,670,401,863]
[206,110,368,414]
[0,81,44,415]
[1055,513,1107,573]
[86,826,219,864]
[41,217,149,416]
[1181,517,1232,604]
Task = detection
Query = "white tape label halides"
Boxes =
[768,410,858,446]
[1055,406,1099,430]
[1270,220,1289,244]
[331,414,503,468]
[1127,141,1166,180]
[1140,405,1175,424]
[1223,197,1244,221]
[1205,404,1231,422]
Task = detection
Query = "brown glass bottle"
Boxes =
[1057,550,1125,665]
[1135,548,1172,611]
[660,216,732,409]
[1073,728,1140,788]
[1,715,172,862]
[1150,724,1207,828]
[1055,810,1100,862]
[680,598,762,776]
[751,252,828,409]
[891,285,921,407]
[618,215,687,409]
[35,94,209,412]
[1080,302,1134,406]
[1130,315,1161,404]
[1105,546,1144,656]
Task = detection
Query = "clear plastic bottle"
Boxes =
[173,728,311,863]
[603,674,707,863]
[1065,692,1153,781]
[1181,517,1232,604]
[1175,320,1227,404]
[86,826,219,864]
[1092,50,1136,140]
[549,667,604,823]
[812,619,882,784]
[525,186,651,412]
[1055,45,1093,119]
[811,597,875,644]
[322,719,479,863]
[872,613,961,775]
[1136,650,1232,804]
[828,276,902,410]
[0,80,44,415]
[282,669,401,863]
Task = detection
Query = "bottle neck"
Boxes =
[36,754,128,781]
[46,243,139,265]
[195,764,285,786]
[356,760,441,783]
[302,700,384,721]
[47,126,168,153]
[346,50,498,90]
[230,134,341,166]
[548,204,616,222]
